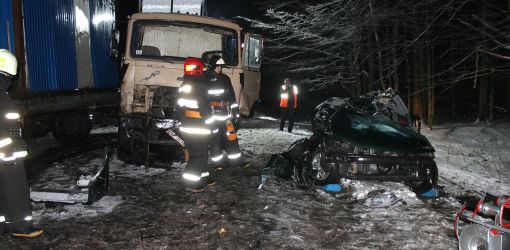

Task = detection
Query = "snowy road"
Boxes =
[1,117,508,249]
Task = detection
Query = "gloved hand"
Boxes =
[231,106,241,131]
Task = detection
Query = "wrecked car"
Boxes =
[308,89,438,193]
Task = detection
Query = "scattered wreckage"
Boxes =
[266,89,439,196]
[30,149,110,204]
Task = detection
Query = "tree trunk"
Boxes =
[368,0,385,90]
[477,54,488,122]
[411,51,422,119]
[427,46,434,130]
[392,23,400,92]
[367,35,375,93]
[451,85,456,122]
[478,4,489,123]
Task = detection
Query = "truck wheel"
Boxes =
[51,111,92,144]
[309,146,340,186]
[248,101,259,118]
[128,130,148,166]
[22,115,52,140]
[406,163,438,194]
[117,124,131,160]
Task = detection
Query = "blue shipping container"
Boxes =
[0,0,16,53]
[22,0,119,92]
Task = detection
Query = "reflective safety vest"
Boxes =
[280,84,298,109]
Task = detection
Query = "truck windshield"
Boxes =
[131,21,238,66]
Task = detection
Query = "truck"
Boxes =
[0,0,120,144]
[117,11,263,165]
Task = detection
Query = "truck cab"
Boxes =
[118,13,263,165]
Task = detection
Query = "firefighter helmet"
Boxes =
[0,49,17,76]
[184,57,205,77]
[209,55,225,69]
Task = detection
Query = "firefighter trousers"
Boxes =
[280,107,295,132]
[181,133,210,177]
[0,160,32,234]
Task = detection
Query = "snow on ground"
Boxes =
[1,116,507,249]
[422,124,510,196]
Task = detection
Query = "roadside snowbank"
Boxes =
[422,124,510,196]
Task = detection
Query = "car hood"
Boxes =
[330,107,435,154]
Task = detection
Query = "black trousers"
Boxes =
[182,133,210,176]
[280,107,295,132]
[0,160,32,234]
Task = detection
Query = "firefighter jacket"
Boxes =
[177,76,213,135]
[0,77,27,162]
[204,70,241,162]
[204,71,238,119]
[280,84,298,109]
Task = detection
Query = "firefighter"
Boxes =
[279,78,298,133]
[0,49,43,237]
[204,56,241,166]
[178,57,215,192]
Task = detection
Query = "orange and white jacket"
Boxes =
[279,84,298,109]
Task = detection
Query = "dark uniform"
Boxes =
[0,76,38,236]
[204,61,241,165]
[178,58,214,191]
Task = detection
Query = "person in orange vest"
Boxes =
[279,78,298,133]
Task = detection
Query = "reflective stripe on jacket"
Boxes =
[279,84,298,109]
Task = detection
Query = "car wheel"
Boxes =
[406,163,438,194]
[310,145,340,186]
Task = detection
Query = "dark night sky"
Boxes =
[205,0,265,20]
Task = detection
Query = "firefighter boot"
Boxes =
[184,176,216,193]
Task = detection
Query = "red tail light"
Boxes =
[184,57,204,76]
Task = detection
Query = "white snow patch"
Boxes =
[237,128,309,166]
[109,154,167,178]
[422,124,510,196]
[258,116,278,121]
[33,195,123,222]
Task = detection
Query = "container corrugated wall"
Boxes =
[89,0,119,89]
[23,0,119,93]
[23,0,77,92]
[0,0,16,52]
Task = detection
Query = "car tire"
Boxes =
[309,145,340,186]
[406,163,438,194]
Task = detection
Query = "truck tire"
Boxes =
[117,124,131,160]
[22,115,52,140]
[248,100,259,118]
[51,111,92,144]
[128,130,148,166]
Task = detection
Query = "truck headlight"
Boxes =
[5,112,20,120]
[0,138,13,148]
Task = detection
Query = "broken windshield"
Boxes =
[130,20,238,66]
